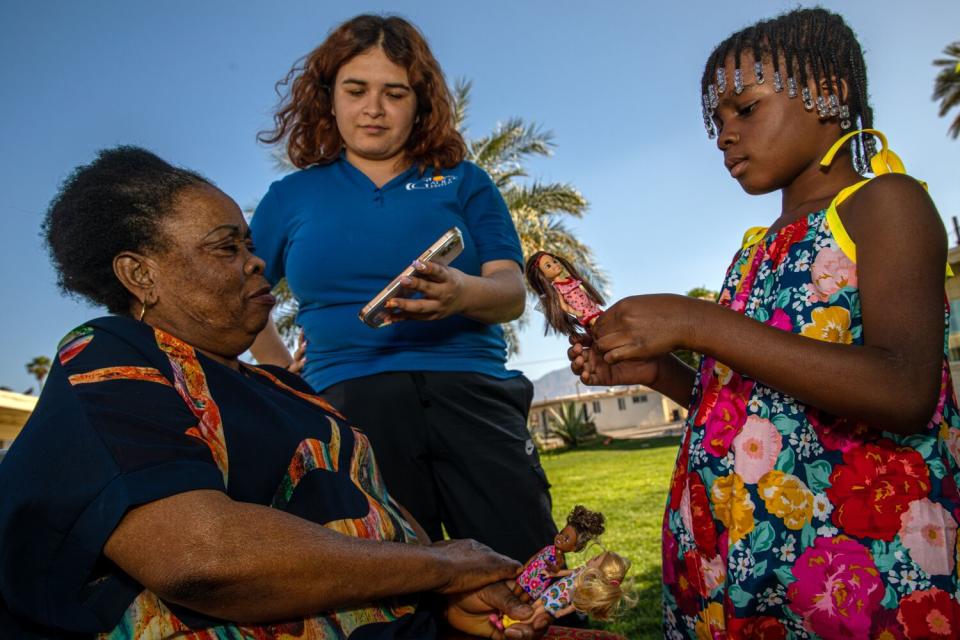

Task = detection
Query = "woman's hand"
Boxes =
[444,581,551,639]
[430,539,522,595]
[287,329,306,375]
[386,260,466,321]
[385,259,525,325]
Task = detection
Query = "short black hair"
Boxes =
[43,146,212,314]
[701,7,874,172]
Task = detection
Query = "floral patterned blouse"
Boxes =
[662,208,960,640]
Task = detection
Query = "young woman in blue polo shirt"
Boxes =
[250,14,557,563]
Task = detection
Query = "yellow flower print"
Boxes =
[694,602,725,640]
[758,470,814,530]
[800,306,852,344]
[711,473,755,543]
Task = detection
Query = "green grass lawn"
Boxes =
[539,436,681,639]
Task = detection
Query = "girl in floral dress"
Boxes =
[569,7,960,640]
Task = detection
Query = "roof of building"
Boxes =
[0,390,37,441]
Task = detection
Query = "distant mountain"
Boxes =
[531,367,586,402]
[531,367,636,402]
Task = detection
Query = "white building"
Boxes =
[529,385,686,439]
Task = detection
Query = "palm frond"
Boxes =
[453,77,472,132]
[932,42,960,139]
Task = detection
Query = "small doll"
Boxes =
[525,251,605,336]
[514,505,605,601]
[493,551,632,630]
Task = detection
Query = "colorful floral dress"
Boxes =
[518,544,561,598]
[662,208,960,640]
[553,277,603,327]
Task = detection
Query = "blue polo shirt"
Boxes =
[251,157,523,392]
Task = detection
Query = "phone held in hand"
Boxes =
[359,227,465,328]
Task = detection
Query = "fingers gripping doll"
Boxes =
[513,505,606,601]
[493,551,632,630]
[525,251,605,336]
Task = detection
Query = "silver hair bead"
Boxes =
[828,94,840,118]
[734,68,744,94]
[708,84,719,109]
[772,71,784,93]
[801,87,815,111]
[839,104,851,130]
[816,95,828,118]
[787,76,798,98]
[754,61,764,85]
[716,68,727,94]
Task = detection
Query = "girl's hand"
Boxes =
[444,582,551,639]
[591,294,694,363]
[385,260,466,322]
[568,334,665,387]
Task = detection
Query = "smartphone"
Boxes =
[359,227,465,328]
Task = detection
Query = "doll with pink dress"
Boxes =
[513,505,605,601]
[525,251,605,336]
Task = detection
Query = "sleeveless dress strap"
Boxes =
[819,129,951,276]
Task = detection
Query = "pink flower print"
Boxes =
[946,428,960,468]
[898,498,958,576]
[732,416,782,484]
[788,536,883,639]
[765,308,793,333]
[810,246,857,301]
[703,382,752,457]
[700,554,726,594]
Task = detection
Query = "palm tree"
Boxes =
[933,42,960,139]
[260,80,606,355]
[547,401,597,448]
[25,356,51,390]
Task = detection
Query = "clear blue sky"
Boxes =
[2,0,958,393]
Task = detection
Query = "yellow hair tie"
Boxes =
[820,128,905,175]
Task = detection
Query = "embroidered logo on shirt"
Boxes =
[405,175,458,190]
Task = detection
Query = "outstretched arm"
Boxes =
[104,489,521,623]
[590,175,945,435]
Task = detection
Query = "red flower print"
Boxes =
[897,588,960,639]
[827,441,931,540]
[687,472,717,556]
[767,217,808,268]
[728,616,787,640]
[870,607,907,640]
[807,408,872,453]
[669,429,691,511]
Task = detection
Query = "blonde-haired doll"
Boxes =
[525,251,605,336]
[492,551,632,630]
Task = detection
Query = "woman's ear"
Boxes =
[113,252,157,308]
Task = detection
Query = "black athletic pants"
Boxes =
[320,371,557,562]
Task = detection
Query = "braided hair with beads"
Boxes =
[700,7,876,174]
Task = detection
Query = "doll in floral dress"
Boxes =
[526,251,605,336]
[514,505,605,601]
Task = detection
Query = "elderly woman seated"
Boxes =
[0,147,551,639]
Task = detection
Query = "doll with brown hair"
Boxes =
[525,251,606,336]
[513,505,605,601]
[492,551,633,631]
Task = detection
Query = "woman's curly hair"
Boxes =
[566,505,606,551]
[43,146,211,315]
[259,14,466,171]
